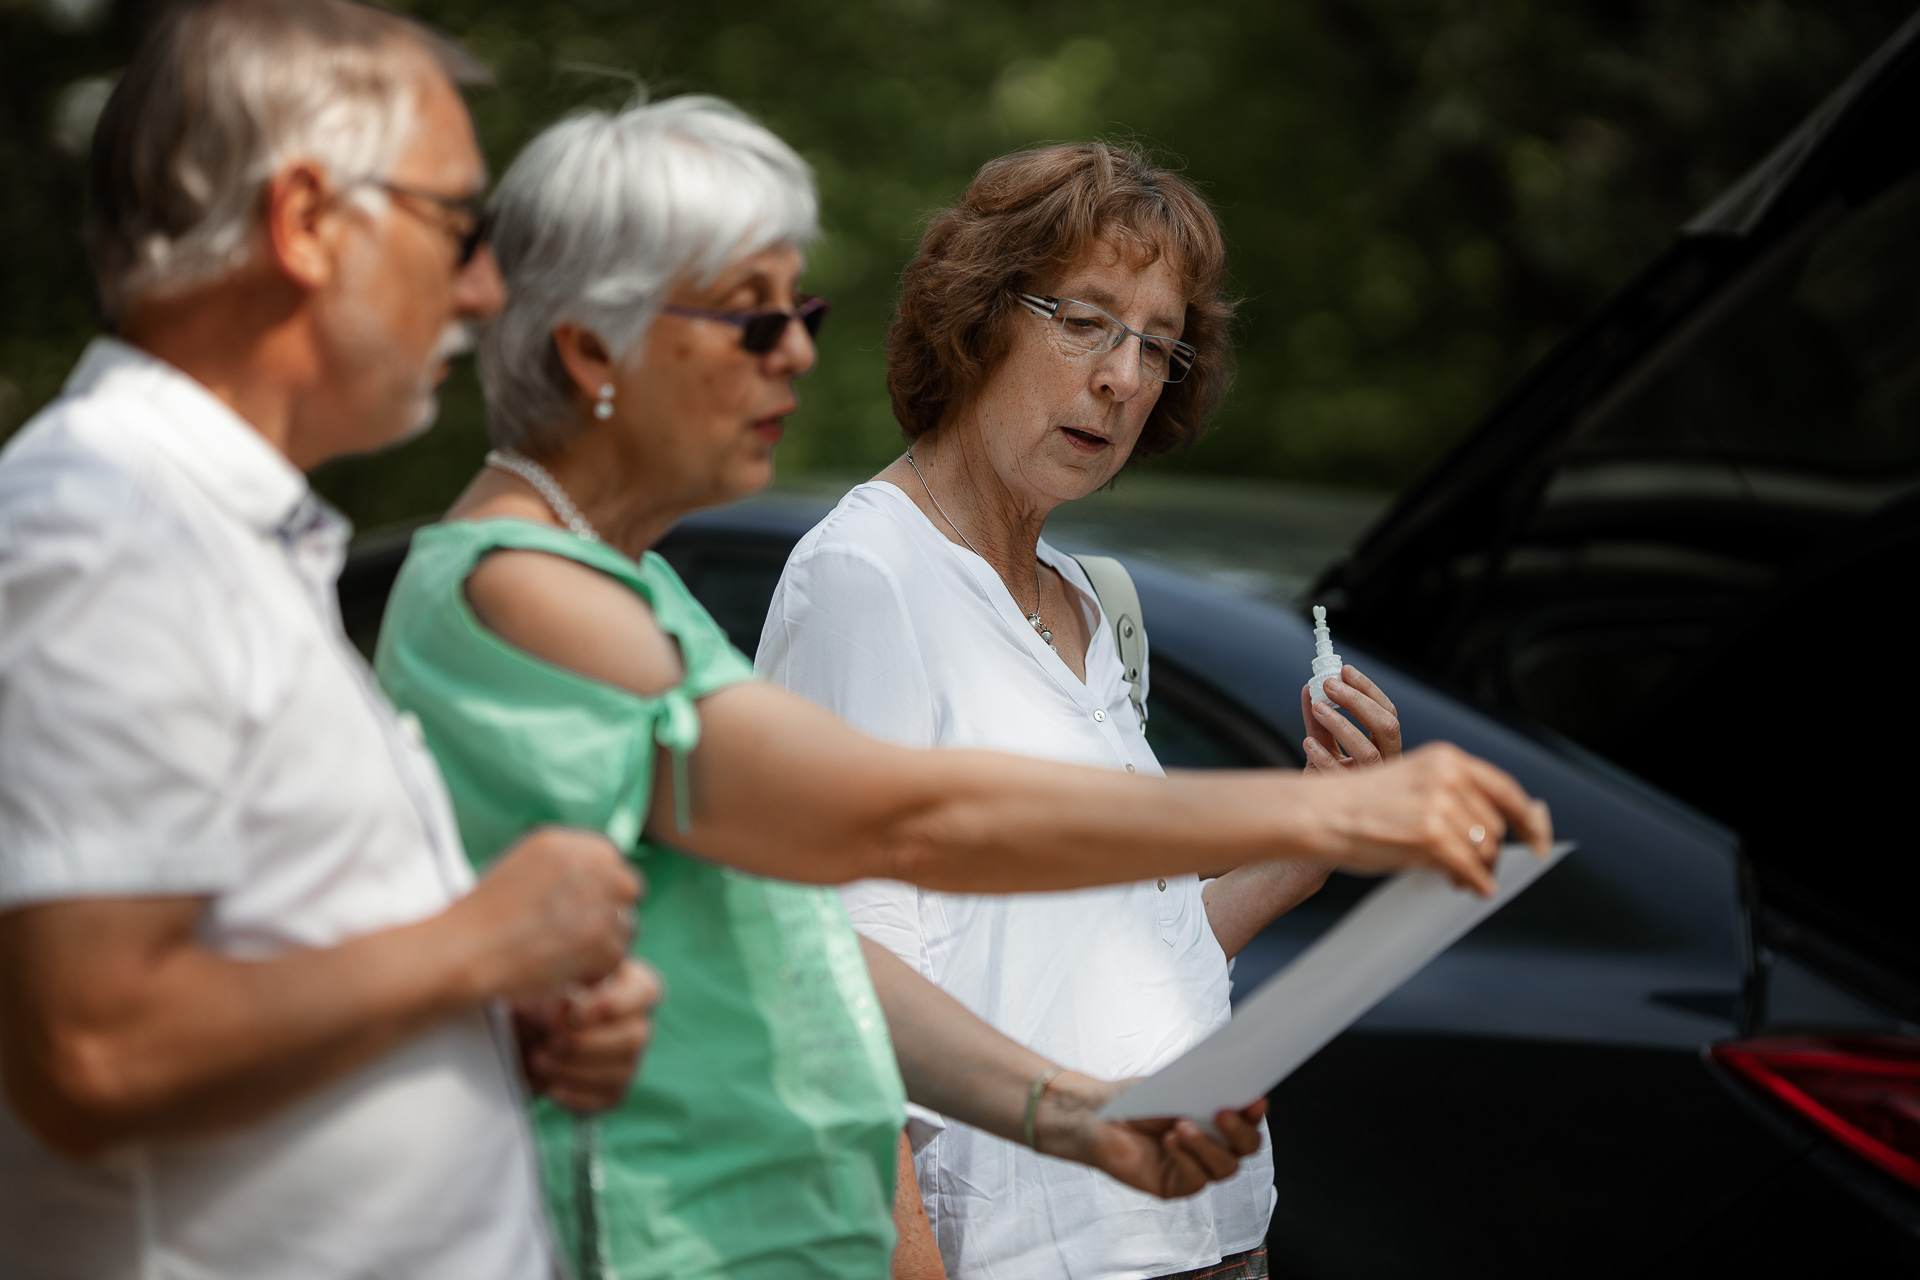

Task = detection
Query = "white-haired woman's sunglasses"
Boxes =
[662,296,830,354]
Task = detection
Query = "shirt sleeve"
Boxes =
[0,490,245,907]
[755,544,936,749]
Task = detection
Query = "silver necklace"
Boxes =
[904,450,1054,651]
[484,450,601,543]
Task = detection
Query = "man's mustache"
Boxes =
[431,322,476,367]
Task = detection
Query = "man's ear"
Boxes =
[263,162,338,291]
[552,323,616,400]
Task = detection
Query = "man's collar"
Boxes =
[67,336,317,535]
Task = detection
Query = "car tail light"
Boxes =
[1711,1036,1920,1192]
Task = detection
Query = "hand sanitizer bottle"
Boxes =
[1309,605,1342,704]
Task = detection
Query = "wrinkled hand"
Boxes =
[1306,742,1553,895]
[1037,1073,1267,1200]
[515,959,662,1113]
[1301,664,1402,773]
[459,826,640,1001]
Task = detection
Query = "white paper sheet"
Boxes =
[1099,840,1574,1123]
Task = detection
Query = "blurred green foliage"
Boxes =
[2,0,1913,531]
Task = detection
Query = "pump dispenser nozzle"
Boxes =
[1309,605,1342,704]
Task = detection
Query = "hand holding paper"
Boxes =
[1101,840,1574,1126]
[1303,743,1554,896]
[1036,1072,1270,1200]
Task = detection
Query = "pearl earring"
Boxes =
[593,383,615,421]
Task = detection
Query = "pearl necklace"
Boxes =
[484,450,602,543]
[904,451,1055,652]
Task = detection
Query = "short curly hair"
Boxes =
[887,142,1233,458]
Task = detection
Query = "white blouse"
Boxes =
[757,480,1274,1280]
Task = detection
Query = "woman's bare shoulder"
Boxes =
[464,545,684,697]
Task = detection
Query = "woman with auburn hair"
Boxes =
[378,99,1549,1280]
[758,144,1419,1279]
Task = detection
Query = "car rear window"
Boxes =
[1459,170,1920,987]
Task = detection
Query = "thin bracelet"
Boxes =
[1022,1065,1064,1151]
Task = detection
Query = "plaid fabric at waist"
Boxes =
[1152,1245,1270,1280]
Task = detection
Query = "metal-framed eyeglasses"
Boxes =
[371,181,492,268]
[1015,292,1197,384]
[662,295,830,354]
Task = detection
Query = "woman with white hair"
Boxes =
[373,96,1551,1279]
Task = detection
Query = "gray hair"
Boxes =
[88,0,486,323]
[479,96,819,454]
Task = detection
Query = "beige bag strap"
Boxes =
[1068,553,1148,726]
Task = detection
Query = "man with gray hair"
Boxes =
[0,2,656,1275]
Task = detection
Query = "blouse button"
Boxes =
[1157,878,1167,892]
[1093,709,1106,723]
[395,711,425,747]
[1125,763,1136,773]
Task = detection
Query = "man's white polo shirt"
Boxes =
[0,340,549,1279]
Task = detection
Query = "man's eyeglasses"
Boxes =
[1015,292,1197,384]
[662,295,830,354]
[374,181,491,268]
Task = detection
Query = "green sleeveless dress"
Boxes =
[374,518,906,1280]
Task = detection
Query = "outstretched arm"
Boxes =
[861,937,1263,1200]
[467,549,1553,898]
[668,681,1545,894]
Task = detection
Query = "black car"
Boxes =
[339,15,1920,1274]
